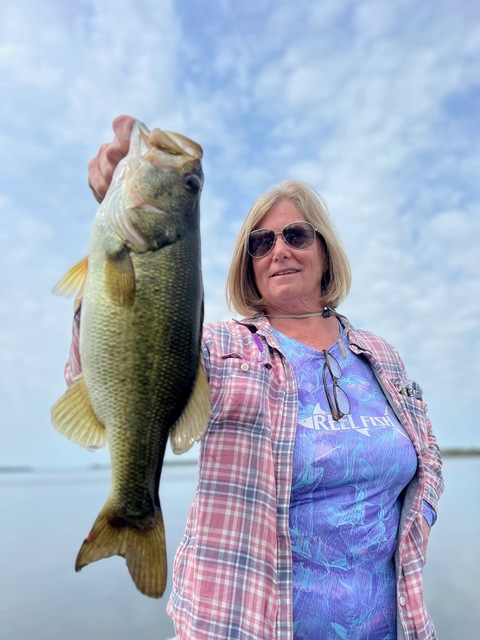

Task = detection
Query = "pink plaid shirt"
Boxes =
[65,313,444,639]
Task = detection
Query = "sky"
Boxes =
[1,0,479,470]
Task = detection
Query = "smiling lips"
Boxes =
[271,269,300,277]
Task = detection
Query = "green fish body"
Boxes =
[51,123,210,598]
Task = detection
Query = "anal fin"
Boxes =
[169,361,211,454]
[51,375,107,450]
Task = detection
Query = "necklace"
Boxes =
[267,306,349,357]
[266,306,333,319]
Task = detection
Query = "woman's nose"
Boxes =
[271,232,292,258]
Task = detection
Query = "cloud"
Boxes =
[0,0,478,468]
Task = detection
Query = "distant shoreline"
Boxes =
[1,448,479,473]
[439,448,480,457]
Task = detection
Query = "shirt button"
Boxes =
[399,596,406,606]
[240,363,249,371]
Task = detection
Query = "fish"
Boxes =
[51,121,210,598]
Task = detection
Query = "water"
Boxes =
[0,457,478,639]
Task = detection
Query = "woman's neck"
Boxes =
[267,313,340,352]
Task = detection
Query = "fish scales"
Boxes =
[85,241,200,519]
[51,122,210,598]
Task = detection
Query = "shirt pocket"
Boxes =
[393,378,430,456]
[208,352,270,434]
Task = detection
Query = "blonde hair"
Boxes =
[226,180,351,317]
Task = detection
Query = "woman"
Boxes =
[76,116,444,640]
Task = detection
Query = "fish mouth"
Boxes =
[149,128,203,161]
[270,269,300,278]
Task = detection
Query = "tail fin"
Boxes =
[75,500,167,598]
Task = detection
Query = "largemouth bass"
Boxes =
[51,121,210,598]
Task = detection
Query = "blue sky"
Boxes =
[1,0,479,469]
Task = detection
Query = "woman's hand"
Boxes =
[88,114,137,202]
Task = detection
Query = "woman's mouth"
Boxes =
[271,269,299,277]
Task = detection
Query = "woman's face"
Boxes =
[251,199,326,315]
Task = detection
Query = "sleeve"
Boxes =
[422,500,437,527]
[64,306,82,386]
[419,406,444,515]
[393,346,445,516]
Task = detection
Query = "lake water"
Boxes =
[1,457,478,639]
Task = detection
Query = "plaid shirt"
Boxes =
[66,313,444,639]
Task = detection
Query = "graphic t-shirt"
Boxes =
[274,327,417,640]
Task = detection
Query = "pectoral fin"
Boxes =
[169,361,211,454]
[105,247,136,308]
[52,257,88,299]
[51,375,107,450]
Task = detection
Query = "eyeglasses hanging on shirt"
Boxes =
[322,351,351,421]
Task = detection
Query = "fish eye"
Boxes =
[183,173,202,193]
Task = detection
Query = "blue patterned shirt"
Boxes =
[274,327,418,639]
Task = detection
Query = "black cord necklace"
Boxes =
[266,306,333,319]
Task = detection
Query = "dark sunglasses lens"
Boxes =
[283,223,315,249]
[248,230,275,257]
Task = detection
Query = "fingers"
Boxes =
[111,114,136,155]
[88,115,137,202]
[88,145,110,203]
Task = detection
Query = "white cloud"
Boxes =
[0,0,478,468]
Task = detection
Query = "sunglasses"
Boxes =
[248,221,318,259]
[322,351,350,421]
